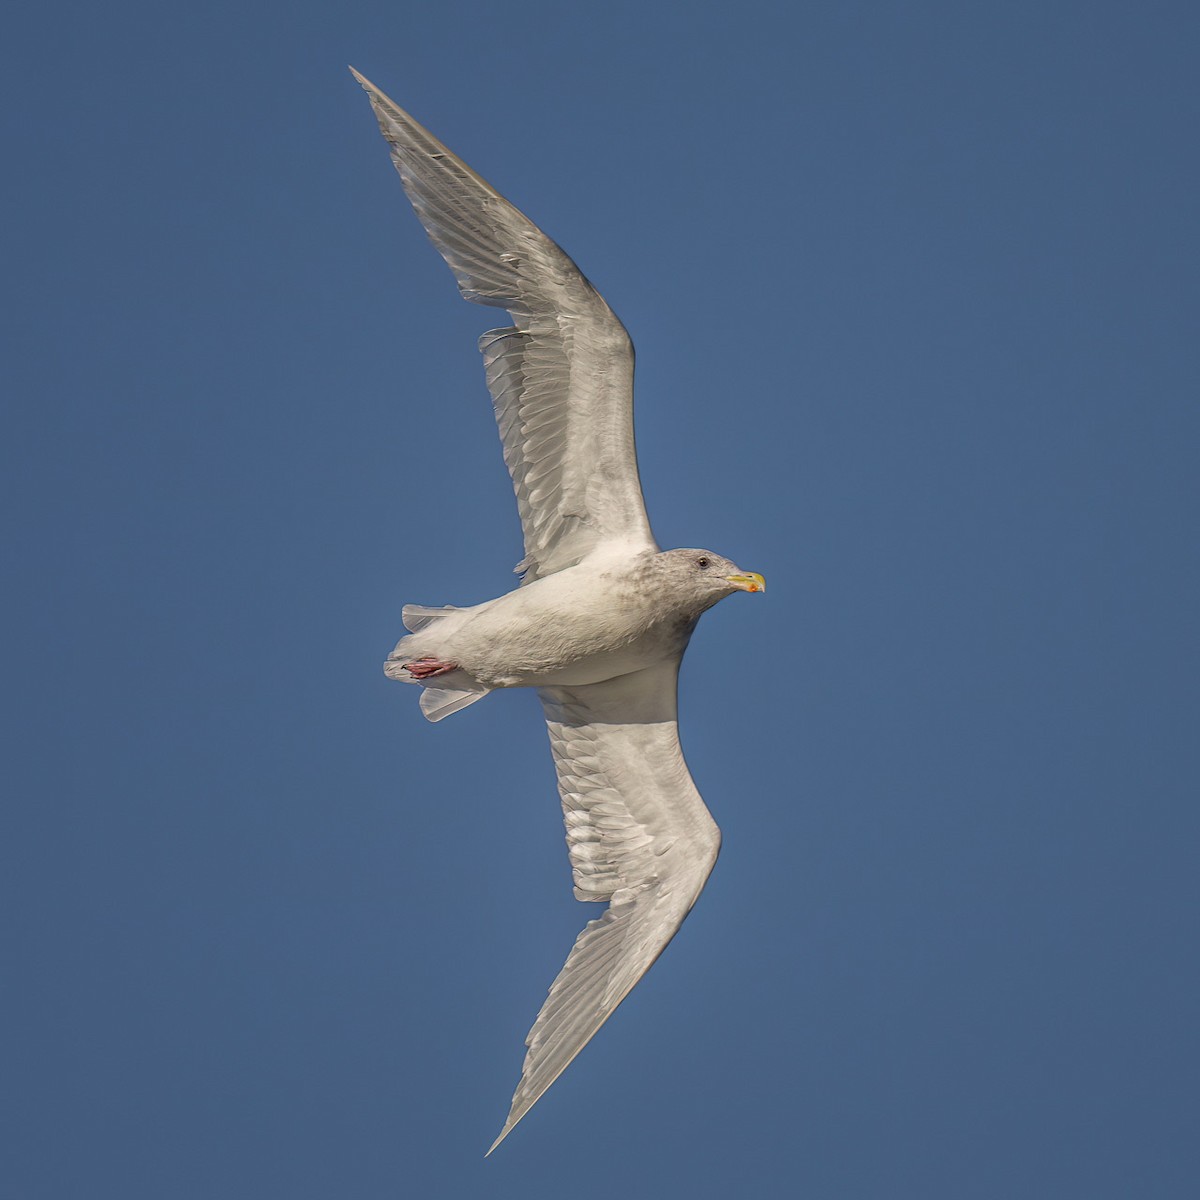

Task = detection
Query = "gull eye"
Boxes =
[696,557,710,569]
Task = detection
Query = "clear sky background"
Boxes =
[4,2,1198,1197]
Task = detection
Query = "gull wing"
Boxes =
[487,659,722,1153]
[352,70,657,581]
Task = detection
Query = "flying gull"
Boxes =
[351,68,765,1153]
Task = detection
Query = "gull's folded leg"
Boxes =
[404,657,459,680]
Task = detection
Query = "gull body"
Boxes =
[385,546,760,694]
[351,68,764,1152]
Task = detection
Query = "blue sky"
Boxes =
[4,1,1198,1196]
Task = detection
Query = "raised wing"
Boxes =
[352,70,657,581]
[487,659,721,1153]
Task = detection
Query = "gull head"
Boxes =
[651,548,766,615]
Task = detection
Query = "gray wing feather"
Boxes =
[352,70,656,580]
[487,660,721,1153]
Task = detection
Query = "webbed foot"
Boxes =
[405,657,459,680]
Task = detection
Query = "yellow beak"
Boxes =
[725,572,766,593]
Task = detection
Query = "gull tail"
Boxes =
[385,605,490,721]
[401,603,462,633]
[418,685,488,722]
[383,647,490,722]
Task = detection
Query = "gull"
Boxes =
[350,68,765,1153]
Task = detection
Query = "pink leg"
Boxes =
[405,656,459,681]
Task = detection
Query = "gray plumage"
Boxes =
[351,69,764,1152]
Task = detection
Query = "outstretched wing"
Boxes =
[487,659,722,1153]
[352,70,657,581]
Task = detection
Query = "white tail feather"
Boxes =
[402,603,462,633]
[419,685,489,722]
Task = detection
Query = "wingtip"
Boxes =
[486,1099,536,1156]
[484,1125,514,1157]
[485,1086,547,1155]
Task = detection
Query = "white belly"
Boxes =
[418,556,682,689]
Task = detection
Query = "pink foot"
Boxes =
[405,656,459,681]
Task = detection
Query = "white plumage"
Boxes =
[351,68,764,1152]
